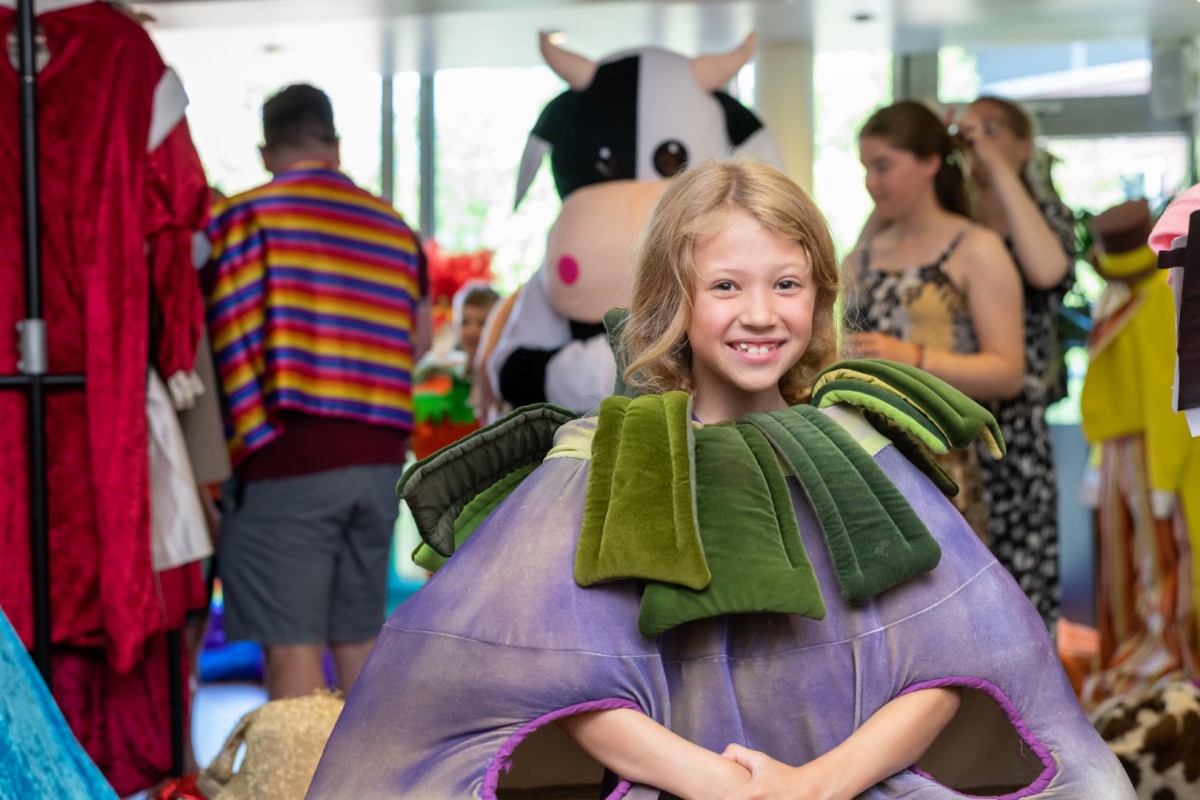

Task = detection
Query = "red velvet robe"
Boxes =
[0,1,207,793]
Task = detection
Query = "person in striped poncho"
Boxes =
[205,83,428,700]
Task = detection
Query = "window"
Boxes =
[813,50,893,256]
[937,37,1188,425]
[939,40,1151,103]
[391,72,421,224]
[432,66,565,293]
[153,35,384,199]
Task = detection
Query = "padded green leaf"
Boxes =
[743,405,941,605]
[413,461,540,573]
[576,392,710,590]
[638,422,825,638]
[812,359,1005,458]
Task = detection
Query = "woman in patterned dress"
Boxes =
[843,100,1025,541]
[957,96,1077,629]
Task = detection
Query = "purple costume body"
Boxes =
[308,407,1132,799]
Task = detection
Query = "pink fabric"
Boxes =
[1150,183,1200,253]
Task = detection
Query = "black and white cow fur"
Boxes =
[486,33,782,414]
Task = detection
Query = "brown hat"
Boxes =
[1091,198,1154,256]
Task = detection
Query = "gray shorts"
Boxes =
[219,463,403,645]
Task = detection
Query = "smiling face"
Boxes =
[686,209,816,422]
[858,135,940,223]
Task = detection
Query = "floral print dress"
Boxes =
[978,200,1076,630]
[844,227,991,540]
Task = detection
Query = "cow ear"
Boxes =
[691,32,756,91]
[540,31,597,90]
[514,133,552,210]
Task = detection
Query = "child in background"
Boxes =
[456,283,501,381]
[308,161,1131,800]
[411,282,501,459]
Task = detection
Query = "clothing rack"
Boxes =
[1,0,185,777]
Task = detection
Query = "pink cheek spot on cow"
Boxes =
[557,255,580,285]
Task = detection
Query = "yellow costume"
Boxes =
[1081,205,1200,705]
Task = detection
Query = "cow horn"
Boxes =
[514,133,552,210]
[691,32,757,92]
[539,31,596,91]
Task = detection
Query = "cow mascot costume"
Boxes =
[482,33,783,415]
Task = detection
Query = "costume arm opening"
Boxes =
[556,708,750,800]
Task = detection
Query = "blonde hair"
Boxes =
[620,159,840,405]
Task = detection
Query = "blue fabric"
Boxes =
[0,609,117,800]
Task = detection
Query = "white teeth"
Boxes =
[735,343,775,355]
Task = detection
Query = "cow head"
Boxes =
[515,33,781,324]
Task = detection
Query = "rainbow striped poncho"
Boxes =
[206,162,420,465]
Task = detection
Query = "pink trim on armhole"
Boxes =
[898,677,1057,799]
[482,697,645,800]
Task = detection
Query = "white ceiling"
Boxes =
[137,0,1200,74]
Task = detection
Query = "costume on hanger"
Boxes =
[1150,184,1200,437]
[0,1,208,793]
[1080,201,1200,708]
[309,355,1132,800]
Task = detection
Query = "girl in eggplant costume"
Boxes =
[308,162,1132,799]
